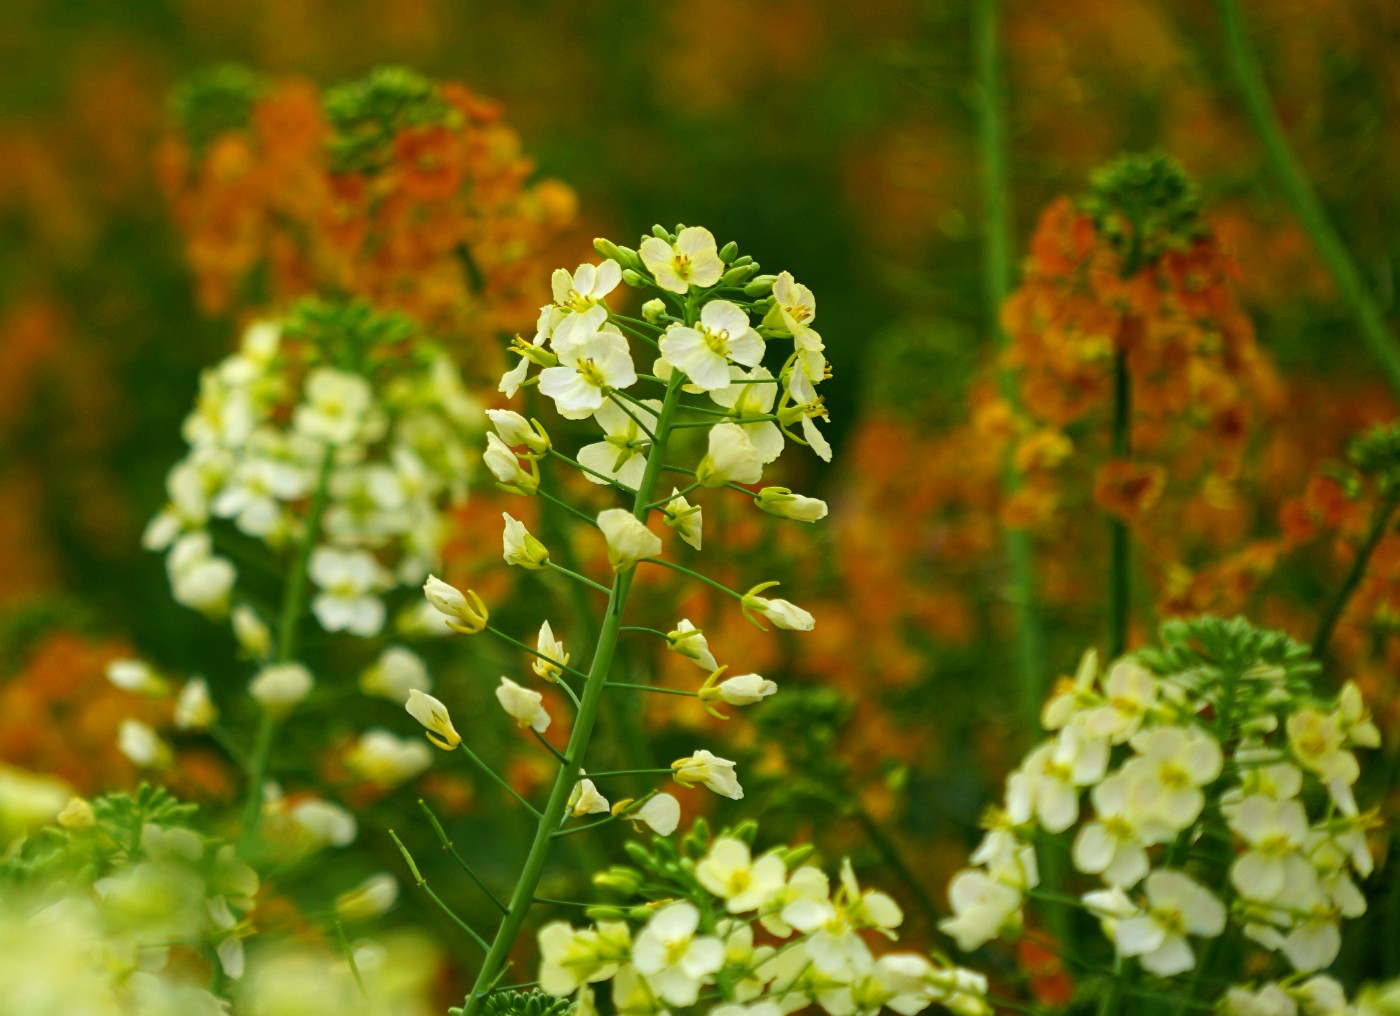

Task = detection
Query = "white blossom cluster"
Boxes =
[144,306,482,638]
[537,835,989,1016]
[939,632,1380,1010]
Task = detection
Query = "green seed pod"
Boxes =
[731,819,759,845]
[720,264,759,286]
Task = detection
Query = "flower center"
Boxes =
[700,325,731,357]
[664,938,690,965]
[578,358,608,388]
[673,253,693,281]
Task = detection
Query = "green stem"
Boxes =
[483,625,590,684]
[239,449,333,851]
[1217,0,1400,398]
[545,560,612,595]
[606,681,698,697]
[1312,486,1400,658]
[391,829,490,953]
[457,742,543,817]
[460,370,689,1016]
[974,0,1048,731]
[1108,346,1131,659]
[419,799,509,914]
[642,557,744,600]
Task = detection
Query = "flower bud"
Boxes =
[741,582,815,631]
[484,433,540,495]
[118,719,172,770]
[641,298,667,324]
[250,662,314,716]
[569,778,609,817]
[496,677,551,733]
[592,867,644,895]
[672,750,743,800]
[232,605,272,659]
[405,688,462,750]
[622,268,646,288]
[336,873,399,921]
[720,263,759,287]
[706,672,778,706]
[696,422,763,488]
[106,659,169,698]
[718,240,739,263]
[58,797,96,832]
[651,224,672,240]
[663,489,702,551]
[502,512,550,569]
[666,619,718,672]
[174,677,217,730]
[597,508,662,573]
[593,238,642,272]
[423,575,489,634]
[743,274,777,297]
[532,621,568,683]
[486,409,550,454]
[754,486,829,522]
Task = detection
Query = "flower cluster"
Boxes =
[940,618,1379,1009]
[158,65,576,339]
[144,298,481,638]
[534,823,989,1016]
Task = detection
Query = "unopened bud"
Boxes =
[641,298,667,324]
[718,240,739,263]
[622,268,646,288]
[721,264,759,287]
[743,274,777,297]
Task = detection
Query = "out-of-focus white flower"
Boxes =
[538,921,631,997]
[577,399,658,489]
[174,678,217,731]
[346,729,432,788]
[639,227,724,294]
[502,513,550,569]
[697,422,762,487]
[538,328,637,420]
[658,300,764,391]
[249,663,314,716]
[1071,772,1152,888]
[118,720,173,770]
[697,837,787,914]
[232,605,272,659]
[631,902,724,1006]
[672,749,743,800]
[496,677,551,733]
[568,778,609,818]
[939,869,1023,952]
[533,621,568,683]
[0,765,72,842]
[405,689,461,750]
[754,486,827,522]
[422,575,488,634]
[1118,725,1223,835]
[1229,795,1310,901]
[309,546,389,637]
[335,873,399,922]
[359,645,431,701]
[168,532,236,616]
[667,619,718,671]
[1109,870,1225,977]
[741,583,815,631]
[288,797,357,848]
[106,659,170,698]
[1287,708,1359,787]
[663,488,703,551]
[597,508,661,573]
[293,367,374,445]
[57,797,96,832]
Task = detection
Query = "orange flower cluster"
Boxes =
[157,67,577,361]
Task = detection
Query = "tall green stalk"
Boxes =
[239,449,334,850]
[1217,0,1400,398]
[459,371,687,1016]
[973,0,1048,728]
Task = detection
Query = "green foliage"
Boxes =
[475,989,574,1016]
[1348,419,1400,495]
[1137,614,1321,705]
[284,297,421,373]
[1083,151,1205,272]
[170,64,268,156]
[324,65,459,174]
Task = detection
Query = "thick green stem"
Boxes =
[974,0,1047,728]
[460,372,688,1016]
[1108,348,1131,659]
[1217,0,1400,398]
[239,449,334,850]
[1313,486,1400,658]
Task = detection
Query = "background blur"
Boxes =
[5,0,1400,1001]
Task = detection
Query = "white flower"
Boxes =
[1222,984,1299,1016]
[168,532,236,616]
[1006,731,1107,834]
[174,678,217,731]
[697,837,787,913]
[1111,870,1225,977]
[502,512,550,569]
[232,605,272,659]
[578,398,659,489]
[568,778,609,818]
[496,677,551,733]
[106,659,169,697]
[970,827,1039,891]
[486,409,550,454]
[529,620,570,683]
[1081,659,1157,743]
[345,729,432,787]
[250,663,314,715]
[639,227,724,294]
[597,508,661,573]
[211,452,308,537]
[769,271,817,334]
[658,300,764,391]
[1072,772,1152,888]
[632,902,724,1006]
[359,645,431,701]
[1229,795,1310,901]
[288,797,357,847]
[538,328,637,420]
[309,546,389,637]
[800,410,833,463]
[118,719,172,769]
[335,873,399,922]
[714,672,778,706]
[293,367,374,445]
[672,749,743,799]
[697,422,763,487]
[667,619,718,671]
[538,921,631,997]
[663,488,703,550]
[1287,708,1359,786]
[1337,681,1381,748]
[550,260,622,352]
[484,432,540,495]
[939,869,1023,952]
[783,859,903,977]
[754,487,828,522]
[1042,649,1099,730]
[711,366,784,462]
[405,689,462,750]
[1119,724,1223,834]
[741,584,815,631]
[632,793,681,835]
[422,574,489,634]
